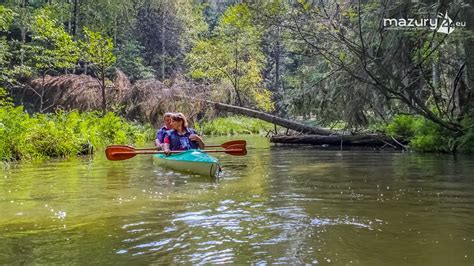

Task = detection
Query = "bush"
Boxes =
[385,114,457,152]
[0,98,154,161]
[385,115,417,139]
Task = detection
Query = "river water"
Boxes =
[1,136,473,265]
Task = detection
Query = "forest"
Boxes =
[1,0,473,156]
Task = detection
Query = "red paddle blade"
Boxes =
[224,149,247,156]
[106,146,137,161]
[106,144,135,149]
[219,140,246,149]
[224,144,247,156]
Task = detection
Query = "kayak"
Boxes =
[153,149,220,178]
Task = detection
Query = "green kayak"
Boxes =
[153,149,220,178]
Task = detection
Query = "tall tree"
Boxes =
[0,6,16,88]
[186,3,273,111]
[28,7,79,112]
[80,27,115,115]
[462,2,474,109]
[134,0,207,80]
[252,0,290,116]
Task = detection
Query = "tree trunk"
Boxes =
[233,35,243,106]
[160,12,166,80]
[274,29,280,93]
[67,0,72,34]
[463,3,474,109]
[181,96,334,135]
[40,73,45,112]
[101,69,106,116]
[270,134,408,148]
[432,61,440,86]
[114,13,117,46]
[72,0,79,38]
[20,0,28,43]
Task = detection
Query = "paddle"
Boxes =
[106,144,247,161]
[207,140,246,149]
[111,140,247,151]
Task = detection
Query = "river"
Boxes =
[1,136,473,264]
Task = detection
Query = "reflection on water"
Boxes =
[1,136,474,264]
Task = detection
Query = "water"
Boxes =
[1,136,473,264]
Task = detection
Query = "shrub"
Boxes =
[385,114,457,152]
[385,115,417,139]
[0,99,154,161]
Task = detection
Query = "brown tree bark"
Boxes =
[271,134,408,148]
[101,67,106,116]
[73,0,79,37]
[160,10,166,80]
[463,3,474,109]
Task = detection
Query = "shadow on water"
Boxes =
[1,136,474,264]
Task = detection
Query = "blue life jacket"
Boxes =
[155,126,170,144]
[165,128,199,151]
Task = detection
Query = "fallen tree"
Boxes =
[270,134,408,148]
[179,96,334,135]
[180,96,409,148]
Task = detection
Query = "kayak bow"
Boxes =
[153,149,220,178]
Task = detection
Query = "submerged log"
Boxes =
[179,96,334,135]
[271,134,408,148]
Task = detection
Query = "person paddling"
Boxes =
[155,112,173,150]
[163,113,205,155]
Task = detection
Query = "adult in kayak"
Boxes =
[155,112,173,150]
[163,112,205,155]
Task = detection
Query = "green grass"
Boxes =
[196,116,274,136]
[0,99,154,161]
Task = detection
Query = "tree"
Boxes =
[31,8,79,71]
[0,6,15,86]
[27,7,79,112]
[80,27,116,116]
[0,5,15,32]
[133,0,207,80]
[249,1,291,116]
[115,39,154,83]
[462,4,474,110]
[186,3,273,111]
[251,0,472,132]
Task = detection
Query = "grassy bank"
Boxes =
[0,95,153,161]
[196,116,274,136]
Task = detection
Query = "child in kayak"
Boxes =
[163,112,205,155]
[155,112,173,150]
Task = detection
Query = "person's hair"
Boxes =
[163,112,173,120]
[171,112,188,128]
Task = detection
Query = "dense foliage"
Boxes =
[0,88,153,161]
[0,0,473,153]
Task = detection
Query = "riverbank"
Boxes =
[0,105,153,162]
[2,106,474,165]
